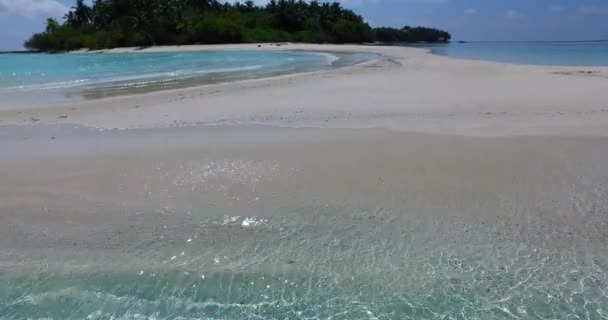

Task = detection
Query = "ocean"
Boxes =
[0,50,341,105]
[0,50,337,91]
[417,41,608,66]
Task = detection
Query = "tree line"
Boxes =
[25,0,451,52]
[374,26,451,43]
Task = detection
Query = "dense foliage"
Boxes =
[25,0,450,52]
[374,26,451,43]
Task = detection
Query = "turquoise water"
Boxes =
[417,41,608,66]
[1,211,607,320]
[0,50,334,102]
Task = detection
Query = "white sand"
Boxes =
[2,44,608,279]
[1,43,608,136]
[3,125,608,273]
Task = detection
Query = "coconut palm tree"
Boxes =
[65,0,92,27]
[45,18,59,33]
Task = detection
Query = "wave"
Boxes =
[317,52,340,64]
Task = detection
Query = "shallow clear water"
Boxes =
[1,124,608,320]
[0,50,340,104]
[416,41,608,66]
[0,50,333,91]
[1,211,607,320]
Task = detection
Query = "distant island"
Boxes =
[0,50,38,54]
[25,0,451,52]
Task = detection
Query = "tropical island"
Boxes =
[25,0,451,52]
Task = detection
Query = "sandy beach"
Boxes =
[1,44,608,136]
[2,44,608,318]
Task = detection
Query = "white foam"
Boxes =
[241,217,268,228]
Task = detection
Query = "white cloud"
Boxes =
[463,8,478,15]
[579,5,608,16]
[505,10,525,19]
[0,0,67,17]
[548,5,565,13]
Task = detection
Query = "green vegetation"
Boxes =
[374,26,451,43]
[25,0,451,52]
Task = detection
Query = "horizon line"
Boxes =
[455,39,608,43]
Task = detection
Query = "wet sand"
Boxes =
[1,128,607,256]
[1,125,608,318]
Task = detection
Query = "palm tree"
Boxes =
[64,11,76,26]
[187,0,211,9]
[91,0,111,29]
[75,0,92,24]
[45,18,59,33]
[245,0,255,11]
[65,0,92,27]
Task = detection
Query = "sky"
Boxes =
[1,0,608,50]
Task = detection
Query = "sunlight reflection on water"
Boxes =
[1,206,607,319]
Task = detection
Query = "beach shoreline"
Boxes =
[2,44,608,318]
[1,43,607,137]
[2,123,608,264]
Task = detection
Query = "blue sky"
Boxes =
[1,0,608,50]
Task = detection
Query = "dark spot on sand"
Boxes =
[58,115,68,119]
[51,137,55,140]
[30,117,40,122]
[287,260,296,264]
